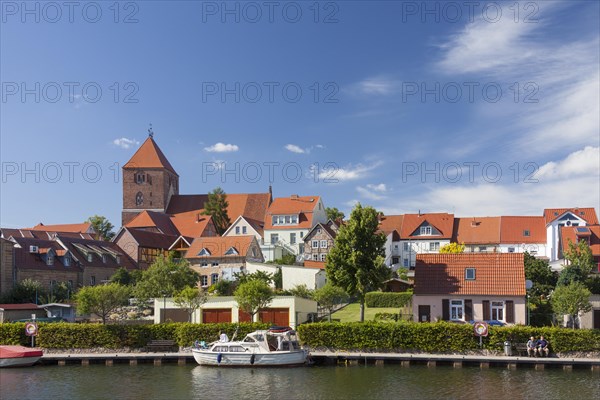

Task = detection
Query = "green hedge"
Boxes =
[0,322,269,349]
[297,322,600,353]
[365,292,412,308]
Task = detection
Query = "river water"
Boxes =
[1,363,599,400]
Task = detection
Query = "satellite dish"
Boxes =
[525,280,533,290]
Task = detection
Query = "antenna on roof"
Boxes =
[148,123,154,138]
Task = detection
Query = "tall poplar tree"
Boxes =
[202,187,231,235]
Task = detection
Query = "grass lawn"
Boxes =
[331,302,401,322]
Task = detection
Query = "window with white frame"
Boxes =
[271,234,279,244]
[224,247,238,256]
[47,253,54,266]
[403,242,409,251]
[212,262,219,267]
[313,254,318,261]
[201,262,208,267]
[508,247,515,253]
[235,226,240,234]
[320,253,326,262]
[430,242,440,251]
[242,226,247,234]
[198,248,211,256]
[312,240,319,248]
[320,240,328,249]
[420,226,432,235]
[87,253,93,262]
[491,301,504,321]
[465,268,476,280]
[291,215,298,224]
[63,254,71,267]
[478,246,487,252]
[450,300,464,321]
[211,274,219,284]
[200,275,208,287]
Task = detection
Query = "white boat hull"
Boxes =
[192,348,307,367]
[0,356,42,368]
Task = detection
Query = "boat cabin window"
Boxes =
[213,346,228,352]
[243,336,257,343]
[228,346,245,352]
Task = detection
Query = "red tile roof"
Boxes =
[185,236,257,259]
[125,228,179,250]
[304,260,326,269]
[30,222,93,233]
[499,216,546,243]
[400,213,454,239]
[414,253,525,296]
[264,195,321,230]
[378,215,404,240]
[123,136,178,175]
[453,217,501,244]
[544,208,598,225]
[125,210,180,236]
[560,225,600,256]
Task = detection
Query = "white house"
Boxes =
[399,213,454,268]
[543,208,598,267]
[498,216,547,256]
[222,215,265,242]
[262,195,327,262]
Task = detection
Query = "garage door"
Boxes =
[238,310,253,323]
[202,308,232,324]
[259,308,289,326]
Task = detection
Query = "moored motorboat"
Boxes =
[191,326,308,367]
[0,345,43,367]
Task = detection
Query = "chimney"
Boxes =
[291,194,299,200]
[418,210,421,217]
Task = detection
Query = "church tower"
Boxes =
[121,130,179,225]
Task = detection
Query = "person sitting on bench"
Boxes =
[536,336,549,357]
[526,337,537,357]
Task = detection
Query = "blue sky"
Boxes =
[1,0,599,228]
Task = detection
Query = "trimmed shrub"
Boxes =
[297,322,600,353]
[365,292,412,308]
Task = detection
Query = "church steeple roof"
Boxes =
[123,135,178,176]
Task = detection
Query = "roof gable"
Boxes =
[400,213,454,239]
[544,208,598,225]
[185,236,257,259]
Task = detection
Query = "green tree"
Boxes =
[524,252,557,298]
[210,279,236,296]
[202,187,231,235]
[0,279,47,304]
[110,267,142,286]
[551,282,592,329]
[326,203,390,322]
[133,254,199,302]
[234,280,274,322]
[439,242,465,254]
[267,253,297,266]
[287,284,313,299]
[86,215,115,241]
[558,239,594,286]
[173,286,207,322]
[325,207,345,222]
[234,270,274,285]
[312,284,349,322]
[74,283,130,324]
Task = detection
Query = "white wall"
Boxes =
[412,295,526,324]
[281,265,326,290]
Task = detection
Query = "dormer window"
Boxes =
[465,268,476,280]
[523,230,530,237]
[224,247,239,256]
[47,253,54,266]
[102,254,107,263]
[87,253,93,262]
[272,215,299,226]
[136,192,144,206]
[63,254,71,267]
[198,248,211,256]
[116,255,121,264]
[420,226,432,235]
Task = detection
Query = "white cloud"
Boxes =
[357,186,386,201]
[112,138,140,149]
[204,143,239,153]
[366,183,387,192]
[347,76,400,96]
[315,144,325,149]
[536,146,600,181]
[317,162,382,182]
[435,5,599,155]
[285,144,306,154]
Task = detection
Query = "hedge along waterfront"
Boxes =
[297,322,600,353]
[365,292,412,308]
[0,322,269,349]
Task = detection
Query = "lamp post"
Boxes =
[162,292,167,323]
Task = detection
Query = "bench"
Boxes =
[145,340,177,352]
[513,343,529,356]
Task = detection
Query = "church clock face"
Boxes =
[136,192,143,206]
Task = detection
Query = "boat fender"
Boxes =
[250,354,255,365]
[217,353,222,364]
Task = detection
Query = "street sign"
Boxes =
[473,321,489,337]
[25,322,38,337]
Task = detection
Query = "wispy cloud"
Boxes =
[285,144,307,154]
[436,3,599,155]
[317,162,383,182]
[535,146,600,181]
[112,138,140,149]
[347,76,400,96]
[204,143,239,153]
